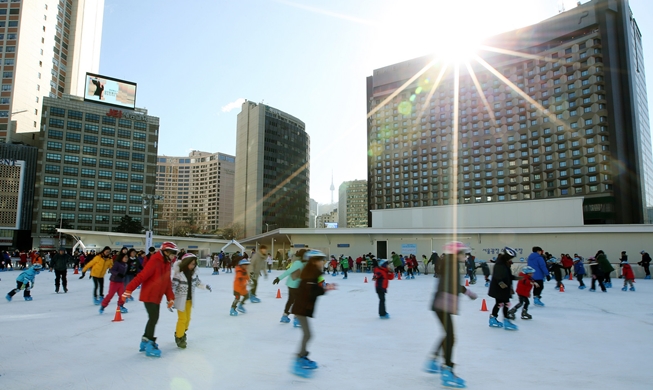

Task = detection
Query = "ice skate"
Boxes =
[93,297,101,305]
[578,285,586,290]
[533,297,545,306]
[380,314,390,319]
[63,287,68,293]
[506,309,516,320]
[504,319,518,330]
[485,281,490,287]
[230,308,238,316]
[297,355,318,369]
[622,286,627,291]
[280,314,290,323]
[589,288,596,292]
[424,359,440,374]
[237,303,247,313]
[521,309,532,320]
[175,335,187,349]
[489,316,503,328]
[6,294,11,302]
[99,306,105,314]
[24,296,33,301]
[646,275,651,279]
[250,294,261,303]
[120,306,128,313]
[292,358,315,378]
[293,317,301,327]
[441,366,466,388]
[144,339,161,357]
[630,286,636,291]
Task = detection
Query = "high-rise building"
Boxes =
[308,198,318,228]
[155,150,235,235]
[0,0,104,142]
[366,0,651,225]
[338,180,368,228]
[31,95,159,239]
[234,101,310,237]
[316,208,338,228]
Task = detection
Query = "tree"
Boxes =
[216,222,244,240]
[114,215,145,234]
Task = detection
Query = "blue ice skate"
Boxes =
[630,286,636,291]
[293,317,301,328]
[589,288,596,292]
[605,282,612,288]
[579,285,586,289]
[5,294,11,302]
[503,319,518,331]
[489,316,503,328]
[424,359,440,374]
[380,314,390,319]
[139,338,148,352]
[342,276,348,280]
[411,275,415,279]
[485,281,490,287]
[622,286,627,291]
[296,356,318,369]
[120,306,128,313]
[441,366,466,388]
[533,297,545,307]
[144,339,161,357]
[93,297,101,305]
[230,308,238,316]
[99,306,105,314]
[24,296,33,301]
[250,294,261,303]
[212,271,218,275]
[237,303,247,313]
[280,314,290,323]
[646,275,651,279]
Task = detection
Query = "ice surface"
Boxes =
[0,268,651,389]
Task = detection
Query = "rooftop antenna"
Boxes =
[330,170,335,205]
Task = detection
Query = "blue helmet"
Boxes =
[303,250,327,261]
[378,259,388,266]
[238,259,251,266]
[521,266,535,274]
[501,247,517,258]
[32,264,43,271]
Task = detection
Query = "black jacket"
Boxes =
[51,253,72,271]
[291,264,325,318]
[488,256,514,301]
[126,257,143,276]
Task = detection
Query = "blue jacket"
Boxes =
[277,260,305,289]
[16,267,39,285]
[527,252,548,280]
[574,261,586,275]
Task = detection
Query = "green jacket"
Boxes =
[597,254,614,274]
[340,257,349,269]
[392,254,402,267]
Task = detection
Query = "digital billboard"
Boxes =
[84,73,137,109]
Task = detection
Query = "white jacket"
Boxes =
[171,262,208,312]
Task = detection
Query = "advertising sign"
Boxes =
[400,243,417,255]
[84,73,137,109]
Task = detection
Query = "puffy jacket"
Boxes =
[431,255,468,315]
[50,253,71,271]
[278,260,305,289]
[233,265,249,296]
[391,254,402,267]
[621,263,635,280]
[172,261,208,311]
[291,264,326,318]
[574,261,586,275]
[527,252,548,280]
[561,256,574,269]
[488,257,514,301]
[515,273,534,297]
[374,266,394,290]
[125,251,174,304]
[82,254,113,278]
[597,254,614,274]
[108,261,128,283]
[16,267,39,285]
[340,257,349,269]
[126,257,142,276]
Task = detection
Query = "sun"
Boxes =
[433,34,482,64]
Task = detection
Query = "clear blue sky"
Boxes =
[100,0,653,205]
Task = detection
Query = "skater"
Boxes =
[290,250,336,377]
[478,261,491,287]
[230,259,251,316]
[429,251,440,277]
[99,251,129,315]
[561,254,574,278]
[122,242,178,358]
[638,251,651,279]
[549,257,564,290]
[267,253,274,273]
[465,253,476,284]
[51,247,71,293]
[212,255,220,275]
[587,257,607,292]
[425,242,478,388]
[81,246,113,305]
[391,252,404,277]
[620,258,635,292]
[329,256,338,276]
[172,253,212,348]
[507,266,537,320]
[574,256,586,289]
[340,255,349,279]
[374,259,394,318]
[249,245,268,303]
[273,249,307,325]
[488,247,518,330]
[596,250,614,288]
[422,255,429,275]
[527,246,548,307]
[124,249,142,298]
[6,264,42,301]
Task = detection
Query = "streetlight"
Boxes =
[142,194,163,249]
[265,223,269,232]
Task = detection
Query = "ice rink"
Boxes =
[0,267,651,389]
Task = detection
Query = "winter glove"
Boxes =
[79,272,86,279]
[167,300,175,312]
[206,285,212,292]
[499,281,508,289]
[273,277,280,285]
[546,275,551,282]
[464,289,478,300]
[121,291,132,300]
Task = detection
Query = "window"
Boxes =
[84,135,98,144]
[100,137,114,146]
[66,132,81,142]
[64,155,79,164]
[79,203,94,211]
[115,172,129,181]
[84,124,99,133]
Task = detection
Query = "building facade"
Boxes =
[316,208,338,228]
[366,0,651,225]
[31,95,158,239]
[155,150,235,235]
[338,180,368,227]
[0,0,103,142]
[309,198,318,228]
[234,101,310,237]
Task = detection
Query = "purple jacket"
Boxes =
[109,261,128,283]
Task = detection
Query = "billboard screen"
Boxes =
[84,73,137,109]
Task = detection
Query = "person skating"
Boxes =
[212,255,220,275]
[51,247,71,293]
[122,242,178,358]
[429,251,440,277]
[273,249,307,326]
[249,245,268,303]
[290,250,336,378]
[99,252,129,315]
[478,260,491,287]
[6,264,42,301]
[172,253,211,348]
[507,266,537,320]
[230,259,251,316]
[422,255,429,275]
[638,251,651,279]
[124,249,142,302]
[527,246,548,307]
[391,252,403,278]
[340,255,349,279]
[374,259,394,319]
[548,256,564,291]
[425,242,478,389]
[596,250,614,288]
[81,246,113,305]
[620,258,636,292]
[465,253,477,284]
[587,257,607,292]
[573,255,586,289]
[488,247,518,330]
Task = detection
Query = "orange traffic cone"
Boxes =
[276,289,282,299]
[112,306,123,322]
[559,284,565,292]
[465,279,470,287]
[73,267,79,275]
[364,277,368,283]
[568,273,573,281]
[397,273,402,280]
[480,299,488,311]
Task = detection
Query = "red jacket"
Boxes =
[125,251,174,304]
[515,273,534,298]
[374,266,394,289]
[561,256,574,269]
[621,263,635,280]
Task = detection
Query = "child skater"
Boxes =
[574,255,586,289]
[374,259,394,319]
[230,259,250,316]
[6,264,42,301]
[425,242,478,389]
[290,250,336,378]
[507,266,537,320]
[172,253,212,348]
[122,242,178,358]
[488,247,518,330]
[620,258,635,292]
[212,255,220,275]
[99,251,128,315]
[81,246,113,305]
[273,249,307,326]
[478,260,491,287]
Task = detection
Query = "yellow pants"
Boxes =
[175,300,192,338]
